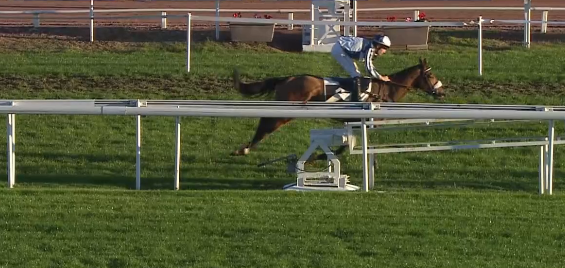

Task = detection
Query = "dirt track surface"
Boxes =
[2,0,565,27]
[1,0,565,52]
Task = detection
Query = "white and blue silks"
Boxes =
[330,36,381,78]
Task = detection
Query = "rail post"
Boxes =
[478,15,483,76]
[89,0,94,42]
[187,13,191,73]
[541,10,548,33]
[174,114,181,190]
[310,3,315,46]
[215,0,220,40]
[33,13,40,28]
[287,12,293,30]
[7,113,15,188]
[135,100,142,190]
[524,0,531,48]
[161,11,167,29]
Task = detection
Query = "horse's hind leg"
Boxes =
[232,117,292,156]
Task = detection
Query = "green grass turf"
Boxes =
[0,29,564,267]
[1,190,564,268]
[0,31,563,191]
[1,37,565,83]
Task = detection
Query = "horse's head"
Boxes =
[414,58,445,100]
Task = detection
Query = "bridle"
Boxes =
[420,66,443,96]
[363,64,443,102]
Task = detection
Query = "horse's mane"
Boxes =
[370,63,422,83]
[298,61,423,82]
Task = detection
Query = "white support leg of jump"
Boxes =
[285,128,358,191]
[136,102,142,190]
[174,115,181,190]
[7,114,15,188]
[292,141,343,188]
[361,118,369,192]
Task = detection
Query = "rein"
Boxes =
[367,65,442,101]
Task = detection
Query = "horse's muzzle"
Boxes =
[432,80,445,100]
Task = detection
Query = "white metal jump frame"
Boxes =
[3,100,563,195]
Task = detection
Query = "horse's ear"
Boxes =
[419,57,423,65]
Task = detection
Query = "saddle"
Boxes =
[322,77,373,102]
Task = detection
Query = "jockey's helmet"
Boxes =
[373,35,391,48]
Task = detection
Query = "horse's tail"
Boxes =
[232,69,288,97]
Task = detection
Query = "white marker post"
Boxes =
[478,15,483,76]
[215,0,220,40]
[187,13,191,73]
[89,0,94,42]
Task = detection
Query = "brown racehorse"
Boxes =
[231,58,445,156]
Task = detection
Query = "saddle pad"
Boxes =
[323,77,372,103]
[323,77,341,87]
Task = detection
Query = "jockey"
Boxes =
[330,34,391,101]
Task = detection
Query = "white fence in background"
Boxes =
[2,1,565,75]
[180,14,560,76]
[1,0,565,45]
[1,99,563,195]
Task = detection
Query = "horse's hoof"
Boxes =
[231,146,250,156]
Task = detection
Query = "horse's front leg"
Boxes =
[232,117,292,156]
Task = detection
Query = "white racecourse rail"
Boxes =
[2,0,565,43]
[180,15,562,76]
[1,99,563,194]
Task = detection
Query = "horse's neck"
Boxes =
[375,82,409,102]
[389,86,409,102]
[389,67,419,87]
[387,68,419,101]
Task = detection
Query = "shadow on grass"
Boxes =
[363,166,563,193]
[7,149,563,193]
[0,26,304,52]
[8,166,562,192]
[12,174,290,190]
[429,28,565,50]
[433,28,565,43]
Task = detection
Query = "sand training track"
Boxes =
[1,0,565,27]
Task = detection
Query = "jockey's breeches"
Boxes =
[331,43,361,78]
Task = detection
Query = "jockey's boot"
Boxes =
[351,76,361,102]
